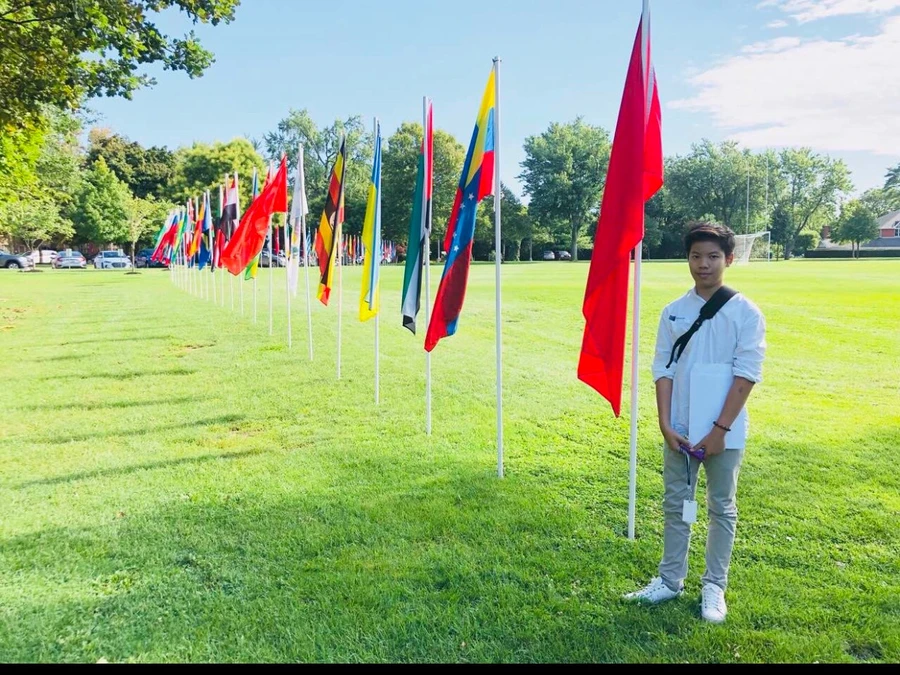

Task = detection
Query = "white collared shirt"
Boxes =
[651,287,766,443]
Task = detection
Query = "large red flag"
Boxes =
[577,6,663,416]
[221,157,288,276]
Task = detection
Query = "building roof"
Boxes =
[877,209,900,230]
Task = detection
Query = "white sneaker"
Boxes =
[623,577,683,604]
[700,583,727,623]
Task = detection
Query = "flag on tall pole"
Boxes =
[152,211,179,264]
[314,137,347,305]
[424,68,496,352]
[360,122,382,323]
[361,119,383,402]
[578,0,662,414]
[221,158,288,276]
[577,0,662,538]
[220,174,238,310]
[287,150,309,297]
[267,160,277,336]
[401,98,434,334]
[197,191,213,270]
[244,168,261,281]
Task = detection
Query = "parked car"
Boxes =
[1,249,35,269]
[134,248,167,269]
[94,250,132,270]
[556,250,572,261]
[53,251,87,269]
[542,250,556,261]
[259,250,287,267]
[29,250,58,265]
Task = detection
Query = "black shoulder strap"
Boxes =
[666,286,738,368]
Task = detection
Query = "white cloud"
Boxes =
[741,37,803,52]
[767,19,789,28]
[759,0,900,23]
[671,16,900,156]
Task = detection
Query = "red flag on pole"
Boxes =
[577,5,663,416]
[221,157,288,276]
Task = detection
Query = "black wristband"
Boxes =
[713,421,731,433]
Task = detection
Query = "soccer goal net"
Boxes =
[733,231,771,264]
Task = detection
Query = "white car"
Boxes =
[94,251,132,270]
[29,250,58,265]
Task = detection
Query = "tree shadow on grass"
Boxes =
[13,448,262,490]
[54,334,176,347]
[17,396,198,413]
[27,353,92,363]
[0,413,245,447]
[39,367,197,382]
[0,463,726,664]
[2,431,897,662]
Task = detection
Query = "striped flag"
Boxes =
[314,138,346,305]
[359,122,382,321]
[425,71,495,352]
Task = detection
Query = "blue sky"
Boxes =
[90,0,900,198]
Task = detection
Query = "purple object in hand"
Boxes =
[679,442,705,461]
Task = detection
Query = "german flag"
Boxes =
[314,138,347,305]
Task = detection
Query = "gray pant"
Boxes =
[658,446,744,592]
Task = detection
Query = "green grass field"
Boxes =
[0,260,897,663]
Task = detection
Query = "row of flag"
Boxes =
[149,182,399,282]
[158,0,662,538]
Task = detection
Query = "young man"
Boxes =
[624,222,766,623]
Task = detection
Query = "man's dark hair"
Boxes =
[684,221,736,257]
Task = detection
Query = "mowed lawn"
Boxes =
[0,260,897,663]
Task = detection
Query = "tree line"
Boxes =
[2,1,898,260]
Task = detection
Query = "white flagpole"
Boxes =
[286,214,292,349]
[300,146,314,362]
[374,118,380,406]
[268,214,274,336]
[337,226,343,380]
[193,197,199,298]
[252,171,259,324]
[189,199,195,297]
[493,57,504,479]
[205,191,211,302]
[236,171,246,318]
[628,242,642,540]
[422,96,433,435]
[225,175,232,310]
[268,160,275,336]
[628,0,651,541]
[211,192,217,306]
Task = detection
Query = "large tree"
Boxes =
[87,128,174,199]
[124,194,173,267]
[859,187,899,218]
[0,0,240,129]
[167,138,265,209]
[776,148,852,259]
[832,200,878,258]
[643,183,688,259]
[0,106,83,208]
[664,140,771,234]
[885,162,900,191]
[0,198,73,252]
[69,157,131,245]
[380,122,466,249]
[263,110,372,236]
[519,118,611,261]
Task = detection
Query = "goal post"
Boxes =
[733,231,771,264]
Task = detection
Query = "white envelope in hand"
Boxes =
[689,363,747,449]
